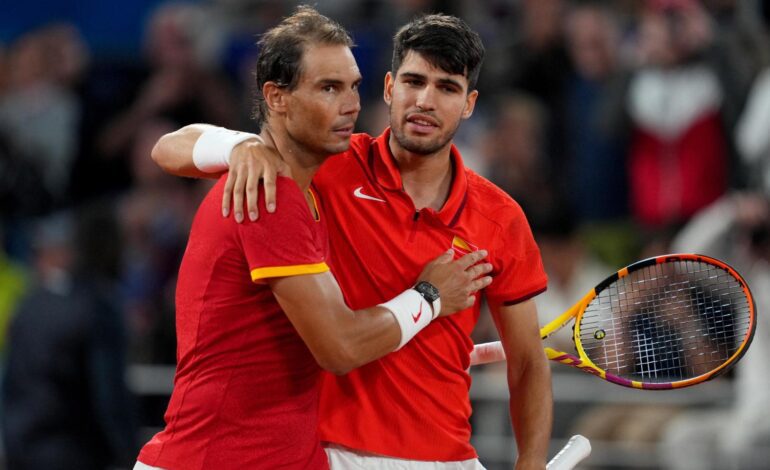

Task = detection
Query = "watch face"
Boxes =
[415,281,439,302]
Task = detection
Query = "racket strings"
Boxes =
[577,260,752,383]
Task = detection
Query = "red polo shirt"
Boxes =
[315,129,547,460]
[138,176,330,470]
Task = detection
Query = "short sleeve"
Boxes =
[238,177,329,283]
[484,204,548,306]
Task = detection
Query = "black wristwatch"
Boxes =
[413,281,440,317]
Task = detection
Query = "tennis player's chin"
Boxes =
[325,136,353,154]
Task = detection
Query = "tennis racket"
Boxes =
[546,435,591,470]
[470,254,756,389]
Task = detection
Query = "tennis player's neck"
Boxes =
[260,128,321,192]
[392,145,453,211]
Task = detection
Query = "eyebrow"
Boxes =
[316,78,344,86]
[400,72,464,90]
[315,76,363,86]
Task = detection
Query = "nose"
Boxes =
[415,86,436,111]
[341,88,361,116]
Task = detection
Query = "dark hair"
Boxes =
[391,14,485,91]
[253,5,353,127]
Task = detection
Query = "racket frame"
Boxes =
[479,254,757,390]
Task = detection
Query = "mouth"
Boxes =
[405,113,439,134]
[332,125,354,138]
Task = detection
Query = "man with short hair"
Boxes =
[135,8,491,470]
[153,13,552,470]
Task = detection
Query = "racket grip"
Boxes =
[546,435,591,470]
[469,341,505,366]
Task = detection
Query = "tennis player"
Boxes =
[152,13,552,470]
[134,8,492,470]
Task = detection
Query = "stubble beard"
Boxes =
[390,109,460,156]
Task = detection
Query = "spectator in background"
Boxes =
[531,205,612,352]
[658,11,770,458]
[0,43,7,95]
[503,0,572,173]
[120,118,200,363]
[624,0,729,229]
[0,225,26,354]
[41,23,91,92]
[736,64,770,193]
[563,2,628,223]
[660,191,770,469]
[0,26,81,205]
[2,206,138,470]
[97,2,238,161]
[71,2,240,206]
[485,91,558,215]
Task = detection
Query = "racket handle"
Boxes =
[546,435,591,470]
[469,341,505,366]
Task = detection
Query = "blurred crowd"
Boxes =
[1,0,770,468]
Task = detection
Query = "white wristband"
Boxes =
[192,127,259,172]
[379,289,433,350]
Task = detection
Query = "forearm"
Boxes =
[272,273,424,375]
[320,306,402,374]
[508,353,553,469]
[151,124,223,178]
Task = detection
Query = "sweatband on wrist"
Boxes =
[379,289,433,350]
[192,127,259,172]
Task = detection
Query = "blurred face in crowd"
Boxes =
[41,24,90,87]
[275,44,361,157]
[523,0,564,48]
[7,33,47,88]
[146,6,198,69]
[385,51,477,156]
[566,7,618,80]
[493,96,543,170]
[637,11,679,66]
[0,45,7,93]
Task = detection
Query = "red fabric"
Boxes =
[629,111,727,227]
[315,130,548,460]
[138,176,330,470]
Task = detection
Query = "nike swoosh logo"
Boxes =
[412,303,423,323]
[353,186,386,203]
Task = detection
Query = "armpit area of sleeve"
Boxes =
[485,276,548,307]
[250,262,330,283]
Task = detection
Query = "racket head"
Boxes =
[572,254,756,389]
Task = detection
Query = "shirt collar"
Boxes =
[371,128,469,227]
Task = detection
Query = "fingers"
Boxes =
[246,163,260,221]
[466,262,493,280]
[461,277,492,310]
[231,168,247,223]
[222,171,235,218]
[470,275,493,293]
[454,249,488,270]
[430,249,455,264]
[462,276,492,309]
[263,162,278,214]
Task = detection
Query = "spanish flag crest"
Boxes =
[451,236,478,258]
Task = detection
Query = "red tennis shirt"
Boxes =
[315,129,548,461]
[137,176,330,470]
